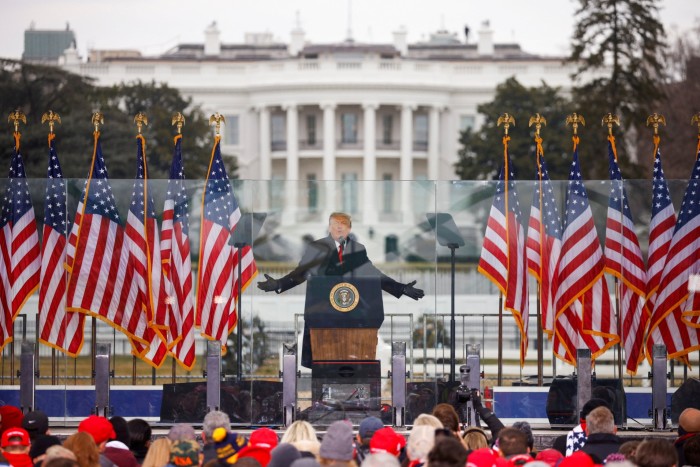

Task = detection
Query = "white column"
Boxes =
[363,102,378,224]
[400,104,415,218]
[258,106,271,180]
[257,105,271,212]
[428,106,440,180]
[283,103,298,224]
[322,102,336,180]
[322,102,337,217]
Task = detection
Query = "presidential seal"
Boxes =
[330,282,360,312]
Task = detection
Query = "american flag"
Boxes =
[478,140,529,365]
[125,135,168,368]
[161,134,195,370]
[526,148,562,337]
[644,141,679,359]
[553,139,618,364]
[39,133,84,356]
[648,146,700,360]
[66,132,150,347]
[603,137,648,375]
[196,136,258,351]
[0,134,40,352]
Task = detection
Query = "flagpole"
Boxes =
[495,113,514,386]
[603,113,624,381]
[529,113,547,386]
[7,110,26,387]
[41,110,61,384]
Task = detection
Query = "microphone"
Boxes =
[338,236,346,248]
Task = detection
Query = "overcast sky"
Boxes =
[2,0,697,60]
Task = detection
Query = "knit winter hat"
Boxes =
[268,443,302,467]
[170,439,200,466]
[319,421,354,461]
[213,427,249,464]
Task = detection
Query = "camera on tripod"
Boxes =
[452,345,481,427]
[455,365,473,403]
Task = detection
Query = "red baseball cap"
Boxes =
[239,445,272,467]
[1,427,30,447]
[559,451,598,467]
[369,427,406,456]
[78,415,116,445]
[250,427,278,450]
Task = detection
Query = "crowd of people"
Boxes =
[0,394,698,467]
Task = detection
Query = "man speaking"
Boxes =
[258,212,424,367]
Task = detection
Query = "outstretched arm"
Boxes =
[402,280,424,300]
[257,274,280,292]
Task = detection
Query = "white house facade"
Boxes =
[56,22,578,258]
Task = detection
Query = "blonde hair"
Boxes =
[329,212,352,227]
[462,426,489,450]
[44,445,78,462]
[407,425,435,462]
[281,420,319,445]
[281,421,321,455]
[63,432,99,467]
[141,438,172,467]
[412,413,443,429]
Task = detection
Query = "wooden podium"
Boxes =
[309,328,378,361]
[304,276,384,364]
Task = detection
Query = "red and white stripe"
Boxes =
[66,213,149,343]
[161,196,195,370]
[39,224,84,356]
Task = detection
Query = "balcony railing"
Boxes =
[377,140,400,150]
[271,140,287,151]
[299,139,322,150]
[337,139,363,150]
[413,140,429,151]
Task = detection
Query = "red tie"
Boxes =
[338,243,343,263]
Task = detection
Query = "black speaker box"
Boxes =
[159,380,283,425]
[671,377,700,424]
[546,376,626,428]
[301,360,382,425]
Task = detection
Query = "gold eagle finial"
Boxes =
[134,112,148,135]
[41,110,62,134]
[691,113,700,136]
[565,113,586,135]
[497,113,515,135]
[7,109,27,133]
[646,113,666,135]
[209,112,226,136]
[91,112,104,132]
[602,113,620,136]
[528,113,547,138]
[172,112,186,134]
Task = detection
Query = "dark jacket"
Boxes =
[203,442,217,465]
[277,235,407,367]
[579,432,623,464]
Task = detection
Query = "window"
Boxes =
[414,114,428,148]
[341,172,358,213]
[271,114,286,150]
[413,175,429,213]
[270,175,284,211]
[382,173,394,213]
[382,115,393,145]
[223,115,239,145]
[341,113,358,144]
[307,173,318,212]
[460,115,475,132]
[306,115,317,146]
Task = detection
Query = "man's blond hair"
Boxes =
[586,406,615,434]
[329,212,352,227]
